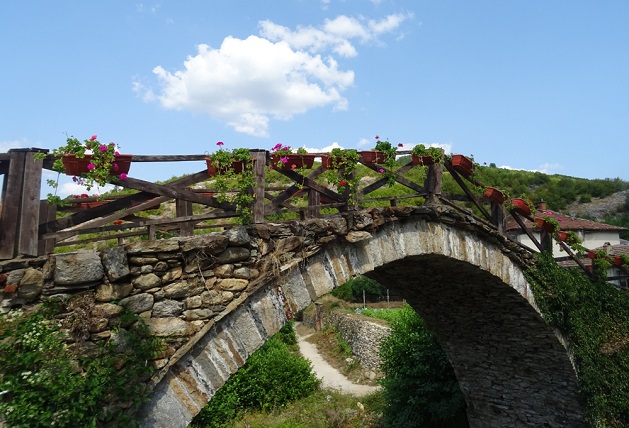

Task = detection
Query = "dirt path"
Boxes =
[295,323,380,396]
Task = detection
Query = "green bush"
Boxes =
[378,304,467,428]
[0,302,162,428]
[191,322,320,428]
[525,253,629,427]
[331,275,386,302]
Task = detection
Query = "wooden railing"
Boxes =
[0,148,517,259]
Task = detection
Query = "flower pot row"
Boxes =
[586,250,628,267]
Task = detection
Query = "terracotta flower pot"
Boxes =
[587,250,597,260]
[361,150,387,165]
[483,187,506,204]
[510,198,531,215]
[62,154,132,176]
[205,158,253,176]
[411,154,434,166]
[535,217,557,233]
[556,231,569,242]
[271,154,316,170]
[612,256,624,267]
[73,200,109,209]
[450,154,475,177]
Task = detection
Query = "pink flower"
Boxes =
[119,173,128,180]
[87,163,96,170]
[375,135,380,140]
[291,164,297,170]
[379,168,385,173]
[269,165,274,170]
[281,156,289,164]
[85,144,91,150]
[99,145,107,152]
[114,151,120,156]
[112,163,119,171]
[272,143,283,151]
[217,141,224,146]
[90,135,97,141]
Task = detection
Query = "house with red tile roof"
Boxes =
[506,201,628,288]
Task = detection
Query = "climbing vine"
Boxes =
[525,253,629,427]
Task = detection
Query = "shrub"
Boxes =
[331,275,386,302]
[379,304,467,428]
[191,322,320,428]
[525,253,629,426]
[0,302,162,428]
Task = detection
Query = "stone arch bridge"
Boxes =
[133,205,584,427]
[0,204,586,427]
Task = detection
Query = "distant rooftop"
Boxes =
[506,209,626,233]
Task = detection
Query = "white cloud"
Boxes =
[537,162,564,175]
[0,138,26,152]
[139,14,410,137]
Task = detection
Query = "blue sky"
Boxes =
[2,1,628,197]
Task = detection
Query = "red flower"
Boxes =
[339,180,348,186]
[113,220,123,225]
[90,135,97,141]
[375,135,380,140]
[398,143,403,147]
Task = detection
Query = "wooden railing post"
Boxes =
[425,163,442,202]
[251,150,267,223]
[0,148,47,259]
[176,198,194,236]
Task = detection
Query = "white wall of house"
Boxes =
[516,230,621,257]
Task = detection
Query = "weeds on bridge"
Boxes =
[0,300,164,428]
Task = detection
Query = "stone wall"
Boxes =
[325,310,390,370]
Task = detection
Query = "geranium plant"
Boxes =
[323,147,360,205]
[35,134,129,205]
[206,141,255,224]
[373,136,398,187]
[411,144,445,164]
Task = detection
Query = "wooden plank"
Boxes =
[0,151,26,259]
[38,201,57,255]
[252,150,267,223]
[359,162,425,197]
[443,161,493,221]
[307,188,321,218]
[43,209,239,241]
[39,170,212,234]
[18,151,44,256]
[176,199,194,236]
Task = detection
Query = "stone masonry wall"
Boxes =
[302,305,391,370]
[325,311,390,371]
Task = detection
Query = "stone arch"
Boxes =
[139,215,585,427]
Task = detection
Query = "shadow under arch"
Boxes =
[367,254,586,427]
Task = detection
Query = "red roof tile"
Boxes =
[506,210,626,232]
